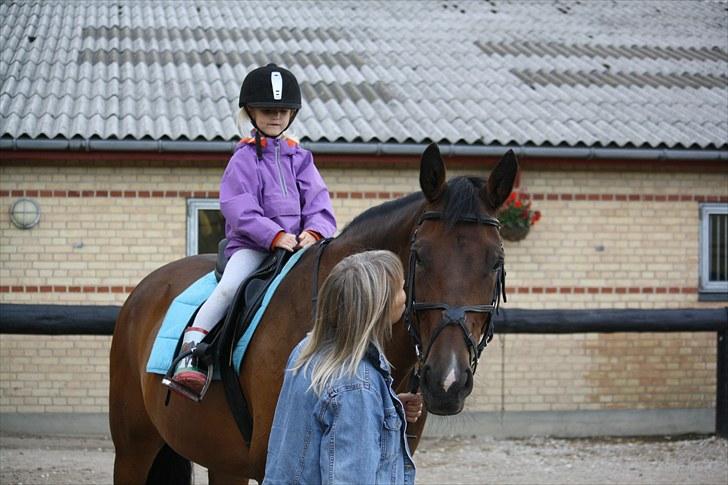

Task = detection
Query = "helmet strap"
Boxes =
[245,108,299,159]
[254,130,263,161]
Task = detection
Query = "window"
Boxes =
[699,203,728,300]
[187,199,226,256]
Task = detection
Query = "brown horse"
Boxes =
[109,143,518,484]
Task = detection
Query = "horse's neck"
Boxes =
[333,203,420,256]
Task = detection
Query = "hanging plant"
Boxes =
[498,190,541,241]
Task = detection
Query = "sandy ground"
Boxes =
[0,433,726,485]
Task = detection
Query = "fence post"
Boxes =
[717,328,728,439]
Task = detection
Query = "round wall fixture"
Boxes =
[9,198,41,229]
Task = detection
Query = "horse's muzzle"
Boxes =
[419,359,473,415]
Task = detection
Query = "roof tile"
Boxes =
[1,0,726,149]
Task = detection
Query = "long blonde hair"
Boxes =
[293,250,404,396]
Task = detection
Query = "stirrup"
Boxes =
[162,345,214,402]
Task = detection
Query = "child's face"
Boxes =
[388,277,407,325]
[251,108,292,136]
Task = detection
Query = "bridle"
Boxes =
[404,211,507,390]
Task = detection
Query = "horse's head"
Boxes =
[407,143,518,415]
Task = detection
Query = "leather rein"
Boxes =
[404,211,507,391]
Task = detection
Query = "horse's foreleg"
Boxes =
[208,469,249,485]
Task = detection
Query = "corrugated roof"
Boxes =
[0,0,726,149]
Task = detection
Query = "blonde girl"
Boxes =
[264,250,421,484]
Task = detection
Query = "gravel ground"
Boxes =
[1,433,726,484]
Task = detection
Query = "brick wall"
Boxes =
[1,158,726,414]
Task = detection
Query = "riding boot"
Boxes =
[171,327,209,395]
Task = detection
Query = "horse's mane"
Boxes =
[440,176,487,227]
[341,176,487,234]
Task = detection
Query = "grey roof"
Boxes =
[1,0,727,149]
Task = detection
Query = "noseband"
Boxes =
[405,211,507,390]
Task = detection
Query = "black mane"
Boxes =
[341,176,487,233]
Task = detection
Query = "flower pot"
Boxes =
[500,224,530,242]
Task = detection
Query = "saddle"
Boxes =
[163,240,293,441]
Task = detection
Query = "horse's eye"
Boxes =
[415,251,424,266]
[492,257,504,271]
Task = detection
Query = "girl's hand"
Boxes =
[296,230,317,249]
[398,392,424,423]
[273,232,297,252]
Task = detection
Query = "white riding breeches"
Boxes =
[191,248,268,333]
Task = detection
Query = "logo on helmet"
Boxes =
[271,72,282,101]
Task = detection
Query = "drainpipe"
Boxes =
[1,138,727,161]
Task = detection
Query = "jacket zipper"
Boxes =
[274,140,288,197]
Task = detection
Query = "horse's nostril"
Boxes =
[464,369,473,391]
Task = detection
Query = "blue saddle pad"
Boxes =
[146,246,309,376]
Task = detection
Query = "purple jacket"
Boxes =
[220,135,337,256]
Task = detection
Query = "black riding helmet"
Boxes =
[239,63,302,110]
[238,64,301,157]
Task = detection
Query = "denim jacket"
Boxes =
[264,338,416,484]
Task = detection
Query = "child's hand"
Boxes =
[296,231,317,249]
[273,232,297,252]
[397,392,423,423]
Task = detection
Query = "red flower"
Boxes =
[498,189,541,231]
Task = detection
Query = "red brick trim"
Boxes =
[0,190,221,198]
[528,193,728,203]
[1,285,136,293]
[1,189,726,202]
[0,285,701,295]
[508,286,700,295]
[330,191,408,199]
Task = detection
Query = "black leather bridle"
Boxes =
[404,211,507,390]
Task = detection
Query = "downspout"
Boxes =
[1,138,727,161]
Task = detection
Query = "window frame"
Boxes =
[186,198,223,256]
[699,202,728,301]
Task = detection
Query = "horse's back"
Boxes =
[111,255,215,370]
[110,254,215,393]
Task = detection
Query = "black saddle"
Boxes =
[214,238,229,282]
[214,238,290,315]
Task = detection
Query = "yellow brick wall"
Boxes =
[0,335,110,413]
[0,160,726,414]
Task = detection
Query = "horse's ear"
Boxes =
[483,149,519,209]
[420,143,447,202]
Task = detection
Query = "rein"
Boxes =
[311,237,333,323]
[405,211,507,392]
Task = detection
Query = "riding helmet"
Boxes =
[238,63,302,110]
